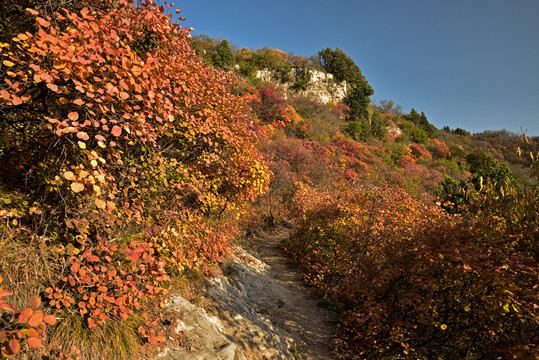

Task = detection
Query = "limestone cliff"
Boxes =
[256,68,348,104]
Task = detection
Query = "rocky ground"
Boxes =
[153,228,338,360]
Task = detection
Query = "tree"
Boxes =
[374,99,403,116]
[212,39,234,69]
[403,108,437,136]
[370,110,387,139]
[465,152,521,194]
[318,48,362,83]
[317,47,373,122]
[344,82,373,122]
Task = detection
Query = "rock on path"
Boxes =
[155,228,337,360]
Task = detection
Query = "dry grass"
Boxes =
[47,314,143,360]
[0,225,51,309]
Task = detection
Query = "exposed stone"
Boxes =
[156,296,247,360]
[256,68,348,104]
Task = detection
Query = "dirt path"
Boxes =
[156,227,339,360]
[242,227,338,359]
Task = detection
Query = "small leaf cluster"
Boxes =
[1,277,56,358]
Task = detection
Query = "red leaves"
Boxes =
[18,308,33,324]
[27,336,42,348]
[8,339,20,355]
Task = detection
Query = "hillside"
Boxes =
[1,1,538,359]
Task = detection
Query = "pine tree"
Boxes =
[213,39,234,69]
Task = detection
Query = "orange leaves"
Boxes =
[111,125,122,137]
[46,83,59,92]
[43,315,56,325]
[7,340,20,356]
[2,60,15,67]
[18,308,33,324]
[26,8,40,16]
[76,131,89,141]
[68,112,79,121]
[0,279,52,356]
[63,171,75,181]
[2,0,269,351]
[80,7,90,19]
[28,295,41,310]
[0,90,10,101]
[95,198,107,209]
[27,336,42,348]
[71,182,85,193]
[35,17,51,28]
[27,311,43,327]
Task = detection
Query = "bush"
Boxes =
[284,184,538,359]
[0,1,269,357]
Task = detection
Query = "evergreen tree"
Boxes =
[371,110,387,139]
[213,39,234,69]
[344,82,373,122]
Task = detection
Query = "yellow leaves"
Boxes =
[77,141,86,149]
[53,62,67,71]
[71,182,84,193]
[2,60,15,67]
[440,324,448,330]
[63,171,75,180]
[0,42,10,49]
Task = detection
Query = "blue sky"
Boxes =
[172,0,539,136]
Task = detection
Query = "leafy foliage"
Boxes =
[212,39,234,70]
[284,183,538,359]
[0,0,269,357]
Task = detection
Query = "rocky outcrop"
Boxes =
[256,68,348,104]
[154,249,295,360]
[154,232,337,360]
[156,296,248,360]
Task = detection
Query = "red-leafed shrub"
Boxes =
[0,0,269,357]
[430,138,451,159]
[410,142,432,160]
[284,184,538,359]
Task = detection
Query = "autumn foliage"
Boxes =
[0,0,268,357]
[283,181,538,359]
